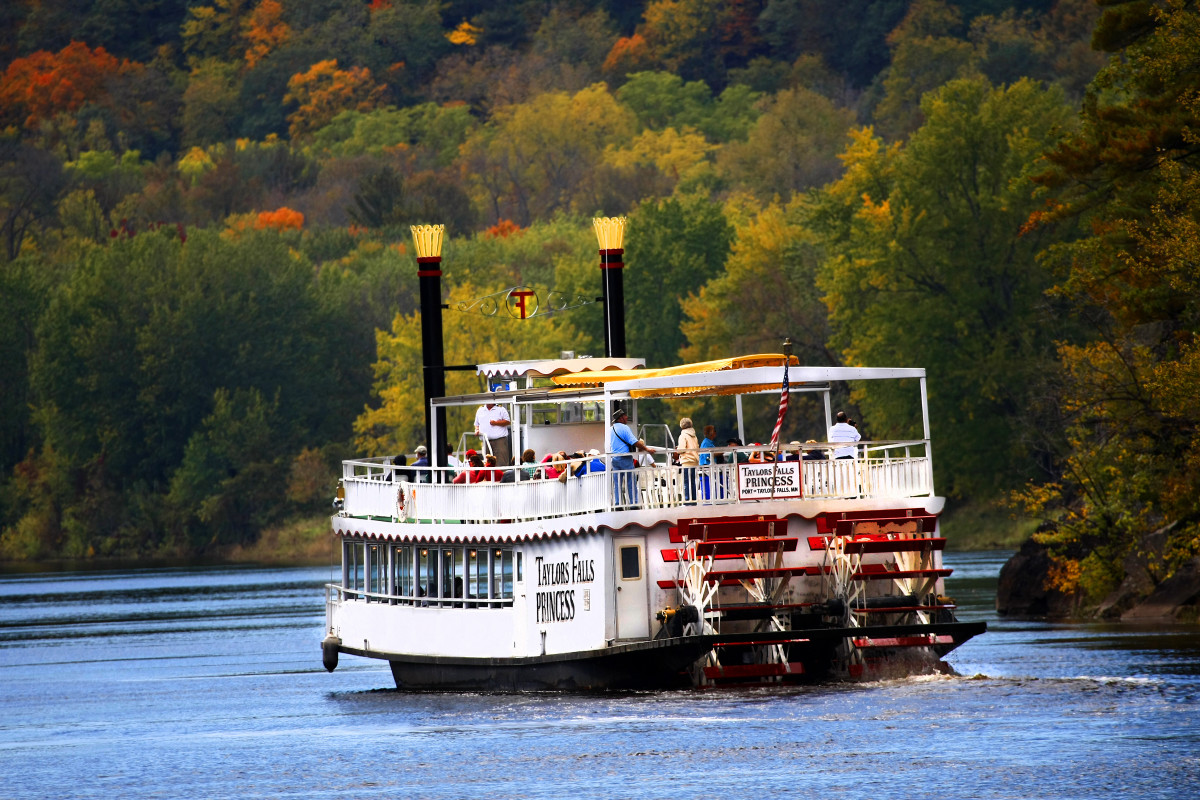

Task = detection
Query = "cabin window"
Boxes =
[344,540,515,608]
[393,546,415,605]
[468,549,486,606]
[620,545,641,580]
[494,549,514,601]
[367,544,385,600]
[347,542,366,596]
[419,547,437,604]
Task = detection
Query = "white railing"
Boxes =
[337,441,933,524]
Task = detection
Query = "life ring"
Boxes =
[396,486,407,521]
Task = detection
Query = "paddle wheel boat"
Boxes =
[321,353,985,690]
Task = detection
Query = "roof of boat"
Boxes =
[433,354,925,407]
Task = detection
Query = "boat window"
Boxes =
[494,549,514,602]
[516,552,523,583]
[620,545,641,580]
[367,544,384,601]
[419,547,436,605]
[468,551,487,606]
[348,542,365,596]
[393,545,415,605]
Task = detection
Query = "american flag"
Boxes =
[769,357,790,446]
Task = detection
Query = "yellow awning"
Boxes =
[551,353,798,397]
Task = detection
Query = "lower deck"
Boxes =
[324,500,984,688]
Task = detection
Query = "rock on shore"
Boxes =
[996,538,1200,622]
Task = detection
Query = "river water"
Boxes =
[1,551,1198,799]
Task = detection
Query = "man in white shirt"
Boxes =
[474,402,512,465]
[829,411,861,459]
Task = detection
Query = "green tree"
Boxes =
[811,77,1076,498]
[20,227,366,556]
[625,194,733,371]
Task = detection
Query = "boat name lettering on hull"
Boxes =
[534,553,595,623]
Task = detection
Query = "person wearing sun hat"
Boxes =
[609,407,653,506]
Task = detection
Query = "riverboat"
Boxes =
[322,353,986,690]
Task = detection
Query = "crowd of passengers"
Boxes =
[383,408,863,486]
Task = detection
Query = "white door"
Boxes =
[613,537,649,640]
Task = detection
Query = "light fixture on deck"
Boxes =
[782,337,793,363]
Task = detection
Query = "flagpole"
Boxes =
[770,338,792,499]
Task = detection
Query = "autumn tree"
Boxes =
[461,84,638,225]
[717,86,857,200]
[1016,0,1200,603]
[811,77,1076,498]
[285,60,388,139]
[242,0,292,67]
[0,42,139,131]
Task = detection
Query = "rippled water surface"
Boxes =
[2,551,1198,799]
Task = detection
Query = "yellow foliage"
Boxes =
[1045,557,1081,593]
[603,126,715,184]
[447,21,482,46]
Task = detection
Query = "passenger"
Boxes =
[777,441,801,462]
[394,453,412,482]
[699,425,716,500]
[802,439,825,460]
[521,448,540,480]
[474,402,512,465]
[541,453,560,479]
[727,438,749,464]
[829,411,861,459]
[411,445,431,483]
[558,451,586,483]
[677,417,699,503]
[586,449,605,473]
[610,408,654,506]
[483,453,503,482]
[451,450,486,484]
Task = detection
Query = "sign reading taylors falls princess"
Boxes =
[737,461,801,500]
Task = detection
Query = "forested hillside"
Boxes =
[1,0,1196,613]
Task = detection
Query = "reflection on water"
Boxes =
[1,552,1198,799]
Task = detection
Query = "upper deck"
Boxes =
[334,353,937,533]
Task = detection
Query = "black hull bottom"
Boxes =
[383,637,712,691]
[331,621,988,691]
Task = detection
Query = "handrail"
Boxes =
[335,440,934,525]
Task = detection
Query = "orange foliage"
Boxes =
[602,34,653,77]
[368,0,392,9]
[284,59,386,138]
[256,207,304,231]
[243,0,292,68]
[0,41,139,128]
[485,219,522,239]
